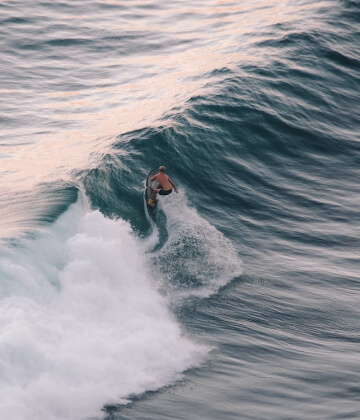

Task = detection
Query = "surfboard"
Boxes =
[144,168,159,212]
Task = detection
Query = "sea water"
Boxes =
[0,1,359,419]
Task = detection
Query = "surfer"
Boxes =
[149,166,178,204]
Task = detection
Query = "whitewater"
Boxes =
[0,191,241,420]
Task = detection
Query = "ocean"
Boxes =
[0,0,359,419]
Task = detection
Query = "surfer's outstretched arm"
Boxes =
[169,178,178,193]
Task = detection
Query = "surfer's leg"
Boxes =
[151,186,159,199]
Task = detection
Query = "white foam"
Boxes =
[0,197,205,420]
[152,190,242,301]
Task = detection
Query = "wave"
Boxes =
[0,194,207,420]
[0,181,242,420]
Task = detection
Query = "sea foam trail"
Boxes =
[0,198,205,420]
[152,190,242,301]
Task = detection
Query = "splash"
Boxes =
[150,190,242,301]
[0,198,205,420]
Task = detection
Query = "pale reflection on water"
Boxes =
[0,0,323,238]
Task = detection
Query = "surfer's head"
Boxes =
[159,166,166,173]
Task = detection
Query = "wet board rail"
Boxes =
[144,168,159,213]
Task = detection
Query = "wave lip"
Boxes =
[0,200,206,420]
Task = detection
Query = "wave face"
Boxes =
[1,0,359,419]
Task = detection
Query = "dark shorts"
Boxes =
[159,188,172,196]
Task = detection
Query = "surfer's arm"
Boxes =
[150,175,158,182]
[169,178,178,193]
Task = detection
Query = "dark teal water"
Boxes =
[0,1,359,419]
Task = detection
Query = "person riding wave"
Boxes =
[148,166,178,205]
